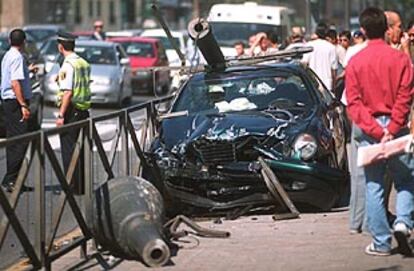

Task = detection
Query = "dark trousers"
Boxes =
[59,105,89,194]
[2,99,29,185]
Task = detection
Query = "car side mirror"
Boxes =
[120,58,130,65]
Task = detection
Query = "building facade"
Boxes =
[0,0,143,32]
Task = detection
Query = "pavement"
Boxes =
[46,206,414,271]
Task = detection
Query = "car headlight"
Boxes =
[293,134,317,161]
[92,77,111,85]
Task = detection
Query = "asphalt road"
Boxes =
[0,95,156,269]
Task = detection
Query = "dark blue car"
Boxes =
[148,62,349,213]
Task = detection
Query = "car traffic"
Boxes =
[44,40,133,107]
[108,37,170,95]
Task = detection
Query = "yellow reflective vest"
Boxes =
[57,54,91,110]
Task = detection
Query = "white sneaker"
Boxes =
[393,223,412,256]
[394,223,411,235]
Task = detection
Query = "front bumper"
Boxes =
[159,158,348,212]
[44,83,120,104]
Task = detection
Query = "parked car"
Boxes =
[146,61,349,214]
[140,29,187,68]
[44,40,132,107]
[106,29,143,39]
[0,33,45,137]
[23,24,65,49]
[72,31,95,40]
[109,37,170,95]
[39,37,59,73]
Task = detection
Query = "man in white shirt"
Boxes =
[302,23,338,91]
[326,29,347,69]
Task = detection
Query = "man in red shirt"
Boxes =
[346,7,414,256]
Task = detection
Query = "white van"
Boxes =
[208,2,293,57]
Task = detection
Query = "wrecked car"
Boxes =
[148,62,349,214]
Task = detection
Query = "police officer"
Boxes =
[55,32,91,194]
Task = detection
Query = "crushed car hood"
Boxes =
[159,109,313,150]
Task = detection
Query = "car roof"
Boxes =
[76,40,117,47]
[141,28,183,38]
[106,29,142,37]
[108,37,159,43]
[0,32,36,43]
[190,62,305,81]
[23,24,64,30]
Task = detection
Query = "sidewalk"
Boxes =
[49,208,414,271]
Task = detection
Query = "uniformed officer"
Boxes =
[55,31,91,194]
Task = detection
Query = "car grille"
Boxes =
[194,140,236,166]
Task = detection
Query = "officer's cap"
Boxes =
[57,31,77,42]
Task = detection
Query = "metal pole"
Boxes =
[345,0,350,30]
[34,132,46,267]
[305,0,311,35]
[121,110,130,176]
[193,0,200,18]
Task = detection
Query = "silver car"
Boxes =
[44,40,132,107]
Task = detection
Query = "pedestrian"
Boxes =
[266,30,280,52]
[285,32,306,50]
[92,20,106,41]
[233,41,247,59]
[302,22,338,91]
[341,30,368,236]
[326,29,346,72]
[385,11,411,57]
[346,7,414,256]
[405,20,414,62]
[1,29,33,192]
[55,31,91,194]
[339,30,352,51]
[248,32,272,57]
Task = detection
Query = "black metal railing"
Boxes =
[0,92,173,270]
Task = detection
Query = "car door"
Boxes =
[115,44,132,99]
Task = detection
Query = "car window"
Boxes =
[119,42,154,57]
[306,68,334,105]
[40,39,59,56]
[115,45,128,60]
[0,37,9,51]
[74,46,117,65]
[25,29,57,42]
[145,36,180,50]
[173,72,314,114]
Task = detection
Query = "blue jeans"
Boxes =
[354,116,414,252]
[349,124,368,232]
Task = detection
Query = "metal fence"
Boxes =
[0,94,173,270]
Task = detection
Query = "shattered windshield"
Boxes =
[173,71,314,114]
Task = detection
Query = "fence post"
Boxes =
[120,110,130,176]
[34,131,46,268]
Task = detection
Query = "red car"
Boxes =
[108,37,170,95]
